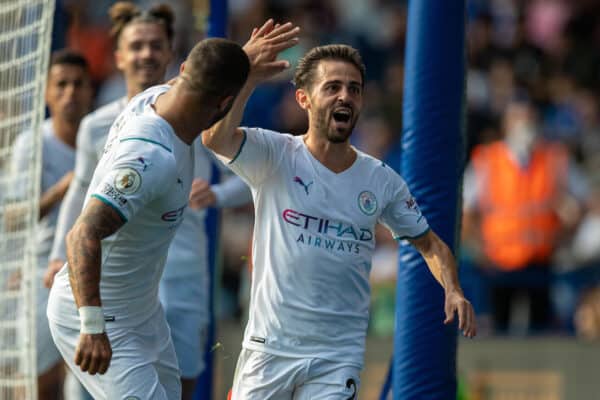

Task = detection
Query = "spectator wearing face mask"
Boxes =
[462,98,588,334]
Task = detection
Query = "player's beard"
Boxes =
[314,107,357,143]
[61,101,86,124]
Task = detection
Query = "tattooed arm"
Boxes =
[65,197,124,375]
[66,197,125,307]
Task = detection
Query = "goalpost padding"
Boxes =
[0,1,55,399]
[393,0,466,398]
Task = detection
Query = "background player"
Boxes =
[11,49,93,400]
[203,26,476,398]
[45,4,251,398]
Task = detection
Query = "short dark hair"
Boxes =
[293,44,366,90]
[109,2,175,46]
[181,38,250,99]
[49,49,89,71]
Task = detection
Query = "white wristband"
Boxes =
[78,306,105,334]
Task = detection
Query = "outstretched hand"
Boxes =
[242,19,300,85]
[444,290,477,338]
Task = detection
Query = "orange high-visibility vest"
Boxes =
[471,141,568,271]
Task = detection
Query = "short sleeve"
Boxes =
[378,173,429,240]
[73,118,102,187]
[217,127,286,187]
[89,140,173,222]
[9,130,33,200]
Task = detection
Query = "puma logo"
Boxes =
[293,176,313,195]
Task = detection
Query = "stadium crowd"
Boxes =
[54,0,600,339]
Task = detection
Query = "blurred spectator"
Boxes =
[525,0,571,55]
[468,13,503,70]
[380,59,404,136]
[541,73,581,148]
[571,178,600,265]
[64,1,114,85]
[462,99,588,334]
[575,89,600,171]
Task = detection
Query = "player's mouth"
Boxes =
[136,62,159,75]
[63,101,78,113]
[331,107,353,128]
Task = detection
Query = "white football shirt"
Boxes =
[48,85,194,328]
[219,128,429,367]
[11,119,75,268]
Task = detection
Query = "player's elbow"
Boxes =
[65,223,82,256]
[410,229,435,254]
[412,229,453,260]
[66,221,96,255]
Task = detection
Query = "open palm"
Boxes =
[242,19,300,84]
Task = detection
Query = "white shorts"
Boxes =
[159,275,208,379]
[48,307,181,400]
[231,349,361,400]
[17,269,61,375]
[36,284,62,374]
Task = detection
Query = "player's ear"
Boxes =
[114,48,125,71]
[295,88,310,111]
[179,62,185,74]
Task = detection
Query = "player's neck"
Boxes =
[303,133,356,174]
[153,87,205,145]
[51,118,78,149]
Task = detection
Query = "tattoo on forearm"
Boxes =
[67,198,124,307]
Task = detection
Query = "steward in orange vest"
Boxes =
[471,140,569,271]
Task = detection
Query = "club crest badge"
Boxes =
[358,190,377,215]
[114,168,141,195]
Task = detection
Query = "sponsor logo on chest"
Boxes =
[161,205,186,222]
[282,208,374,254]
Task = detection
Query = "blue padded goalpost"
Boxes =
[384,0,467,399]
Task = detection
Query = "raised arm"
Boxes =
[409,230,477,338]
[66,197,124,375]
[202,19,300,158]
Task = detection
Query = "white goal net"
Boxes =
[0,1,55,398]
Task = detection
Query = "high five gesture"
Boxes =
[242,19,300,85]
